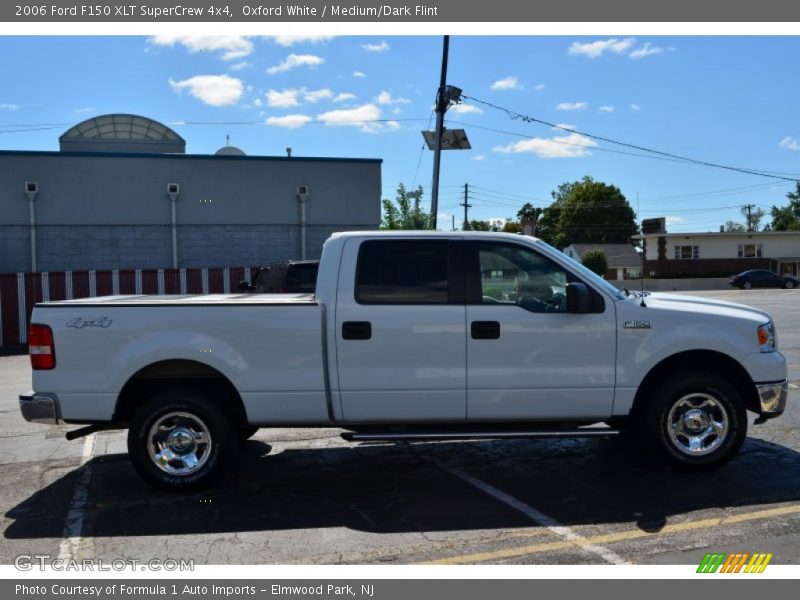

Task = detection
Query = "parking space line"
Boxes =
[422,502,800,565]
[443,466,629,565]
[57,434,96,561]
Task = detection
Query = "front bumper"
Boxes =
[19,391,61,425]
[754,380,788,418]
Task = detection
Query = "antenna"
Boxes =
[637,192,646,307]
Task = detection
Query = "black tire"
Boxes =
[127,388,236,491]
[238,425,260,441]
[644,372,747,470]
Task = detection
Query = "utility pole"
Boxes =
[743,203,756,231]
[460,182,472,230]
[430,35,449,231]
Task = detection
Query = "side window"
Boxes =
[473,243,569,313]
[356,240,451,304]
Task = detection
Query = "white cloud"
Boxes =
[73,106,96,114]
[304,88,333,103]
[265,114,313,129]
[266,89,300,108]
[450,103,483,115]
[552,123,575,130]
[665,216,685,226]
[568,37,636,58]
[362,41,390,52]
[267,53,325,75]
[471,154,486,161]
[334,92,357,102]
[229,61,250,71]
[779,136,800,151]
[376,90,410,105]
[534,83,545,90]
[490,76,521,91]
[598,105,615,112]
[169,75,244,106]
[269,35,336,47]
[557,102,589,111]
[150,35,253,61]
[316,103,394,133]
[353,71,366,78]
[630,42,671,59]
[631,103,641,111]
[253,98,263,108]
[0,103,19,111]
[493,132,598,159]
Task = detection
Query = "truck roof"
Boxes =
[329,230,543,243]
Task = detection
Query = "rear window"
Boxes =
[356,240,450,304]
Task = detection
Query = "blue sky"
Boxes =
[1,35,799,231]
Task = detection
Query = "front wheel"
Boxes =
[645,373,747,469]
[743,281,753,290]
[785,280,796,289]
[127,389,235,490]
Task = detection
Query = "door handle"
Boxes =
[342,321,372,340]
[471,320,500,340]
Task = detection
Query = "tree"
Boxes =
[536,176,639,248]
[381,183,431,230]
[724,220,747,232]
[741,206,765,231]
[581,249,609,277]
[770,182,800,231]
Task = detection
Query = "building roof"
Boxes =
[634,230,800,239]
[60,114,184,142]
[565,243,641,268]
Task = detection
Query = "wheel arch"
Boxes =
[631,350,759,418]
[113,359,248,427]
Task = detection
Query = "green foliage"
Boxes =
[724,220,747,232]
[581,249,609,277]
[536,176,639,248]
[464,219,493,231]
[770,182,800,231]
[516,203,543,224]
[483,286,504,300]
[381,183,432,230]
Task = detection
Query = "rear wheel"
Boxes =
[743,281,753,290]
[645,372,746,469]
[785,280,796,289]
[127,389,235,490]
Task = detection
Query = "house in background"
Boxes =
[563,243,642,281]
[633,231,800,278]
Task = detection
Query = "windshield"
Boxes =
[536,240,627,300]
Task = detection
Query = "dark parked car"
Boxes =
[729,269,798,290]
[238,260,319,294]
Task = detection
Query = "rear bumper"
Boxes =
[754,380,788,418]
[19,391,62,425]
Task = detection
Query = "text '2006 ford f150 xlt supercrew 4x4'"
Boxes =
[20,232,788,490]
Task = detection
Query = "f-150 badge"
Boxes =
[624,320,652,329]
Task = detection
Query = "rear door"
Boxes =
[335,238,467,422]
[464,241,616,421]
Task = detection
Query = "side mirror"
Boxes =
[566,282,591,313]
[237,280,252,292]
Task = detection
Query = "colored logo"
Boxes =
[697,552,773,573]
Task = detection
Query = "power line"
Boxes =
[461,94,800,182]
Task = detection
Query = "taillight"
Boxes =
[29,324,56,370]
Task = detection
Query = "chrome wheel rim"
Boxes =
[667,393,729,456]
[743,282,752,289]
[147,411,212,476]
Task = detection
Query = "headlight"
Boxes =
[757,321,776,353]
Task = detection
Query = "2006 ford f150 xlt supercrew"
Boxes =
[20,232,788,489]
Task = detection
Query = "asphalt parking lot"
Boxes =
[1,289,799,566]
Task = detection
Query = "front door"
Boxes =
[464,241,616,421]
[335,238,467,423]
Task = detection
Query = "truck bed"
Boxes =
[37,293,317,307]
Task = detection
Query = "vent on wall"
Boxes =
[167,183,180,195]
[25,181,38,193]
[297,185,309,196]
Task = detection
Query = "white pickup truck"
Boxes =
[20,231,788,490]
